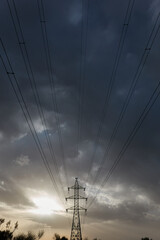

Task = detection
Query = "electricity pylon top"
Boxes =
[66,178,87,240]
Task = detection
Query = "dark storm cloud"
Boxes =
[1,0,160,238]
[89,201,150,223]
[0,0,159,144]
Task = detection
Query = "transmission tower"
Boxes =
[66,178,87,240]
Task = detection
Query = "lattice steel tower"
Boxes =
[66,178,87,240]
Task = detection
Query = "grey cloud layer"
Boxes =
[1,0,160,239]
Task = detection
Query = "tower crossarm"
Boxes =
[66,206,87,212]
[68,186,85,191]
[66,195,87,201]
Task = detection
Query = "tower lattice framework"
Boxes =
[66,178,87,240]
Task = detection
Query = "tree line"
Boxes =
[0,219,153,240]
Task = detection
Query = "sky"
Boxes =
[0,0,160,239]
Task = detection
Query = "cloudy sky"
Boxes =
[0,0,160,239]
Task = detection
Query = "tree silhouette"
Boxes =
[0,219,44,240]
[0,219,18,240]
[61,237,68,240]
[141,238,152,240]
[53,233,68,240]
[54,233,60,240]
[14,231,44,240]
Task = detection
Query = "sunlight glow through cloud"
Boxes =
[29,196,63,215]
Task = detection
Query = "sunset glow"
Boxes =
[30,196,63,215]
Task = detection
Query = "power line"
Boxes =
[86,0,135,184]
[77,0,89,158]
[90,12,160,188]
[0,39,64,205]
[37,0,69,186]
[7,0,65,199]
[88,14,160,208]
